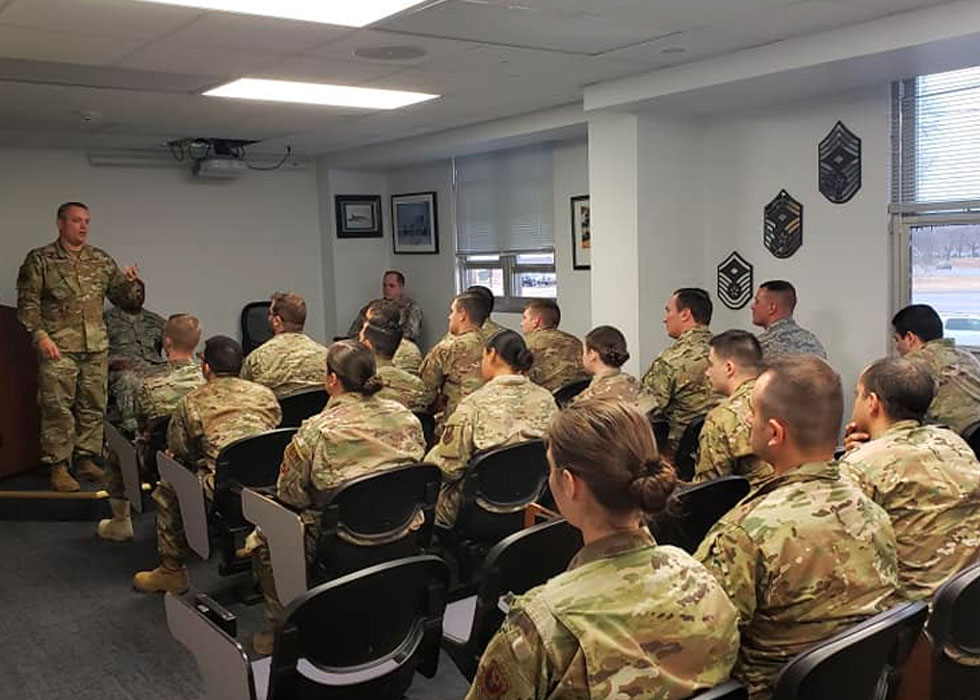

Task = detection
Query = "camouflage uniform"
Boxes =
[16,240,139,466]
[393,338,423,376]
[419,328,486,432]
[105,305,166,432]
[240,331,328,399]
[572,368,654,413]
[424,374,557,526]
[255,392,425,622]
[641,326,720,451]
[467,529,740,700]
[907,338,980,434]
[757,318,826,360]
[348,297,423,343]
[482,317,507,341]
[693,378,773,487]
[155,377,281,565]
[695,461,899,699]
[840,420,980,600]
[524,328,588,392]
[376,359,435,412]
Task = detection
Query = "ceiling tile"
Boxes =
[166,13,350,53]
[115,42,285,77]
[252,57,403,85]
[0,58,216,92]
[304,29,480,66]
[0,0,201,38]
[0,26,147,65]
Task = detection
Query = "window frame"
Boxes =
[455,250,557,313]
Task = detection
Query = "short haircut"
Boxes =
[585,325,629,368]
[164,314,201,352]
[860,358,935,423]
[760,280,798,312]
[383,270,405,286]
[327,340,382,396]
[454,292,489,326]
[756,355,843,450]
[524,298,560,328]
[467,285,495,314]
[487,329,534,373]
[57,201,88,219]
[673,288,713,325]
[270,292,307,331]
[366,299,402,327]
[362,317,402,360]
[202,335,243,376]
[891,304,943,342]
[709,330,763,372]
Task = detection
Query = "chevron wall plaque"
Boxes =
[717,251,754,310]
[819,121,862,204]
[764,189,803,259]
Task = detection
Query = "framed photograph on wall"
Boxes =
[570,194,591,270]
[392,191,439,254]
[335,195,382,238]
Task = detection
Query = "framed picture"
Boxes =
[570,194,591,270]
[335,195,382,238]
[392,191,439,254]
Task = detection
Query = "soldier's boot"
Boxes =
[252,628,275,656]
[74,457,105,483]
[50,463,80,493]
[97,499,133,542]
[133,559,188,594]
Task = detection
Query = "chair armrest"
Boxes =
[193,593,238,637]
[241,487,308,609]
[158,451,210,560]
[523,502,561,528]
[105,420,144,514]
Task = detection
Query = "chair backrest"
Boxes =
[413,411,436,450]
[960,420,980,461]
[649,413,670,454]
[650,476,750,554]
[213,428,297,525]
[772,600,929,700]
[278,388,328,429]
[312,463,442,581]
[928,562,980,655]
[241,301,273,356]
[142,415,171,477]
[552,378,590,408]
[694,681,748,699]
[673,415,707,481]
[267,555,450,700]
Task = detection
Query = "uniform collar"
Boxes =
[485,373,527,387]
[877,419,922,439]
[677,325,712,344]
[730,377,756,400]
[328,392,366,408]
[755,460,839,495]
[54,239,91,259]
[375,356,394,368]
[768,317,796,332]
[925,338,956,349]
[568,528,655,571]
[593,367,621,381]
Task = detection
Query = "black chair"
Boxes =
[241,301,273,356]
[552,378,590,407]
[649,476,750,554]
[413,411,436,450]
[649,413,671,454]
[772,600,929,700]
[141,414,171,479]
[442,518,583,680]
[928,562,980,700]
[278,388,328,429]
[673,415,706,481]
[165,555,450,700]
[960,420,980,461]
[694,681,748,699]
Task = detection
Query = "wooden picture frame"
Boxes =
[335,195,382,238]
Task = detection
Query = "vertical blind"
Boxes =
[453,144,554,254]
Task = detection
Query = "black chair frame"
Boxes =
[673,414,706,481]
[928,562,980,700]
[278,388,329,429]
[552,378,590,408]
[241,301,274,356]
[649,475,750,554]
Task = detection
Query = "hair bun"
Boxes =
[362,375,384,396]
[627,460,676,513]
[516,348,534,372]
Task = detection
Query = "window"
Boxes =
[453,145,556,312]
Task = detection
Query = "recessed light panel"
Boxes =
[204,78,439,109]
[125,0,426,27]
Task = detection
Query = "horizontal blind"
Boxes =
[454,145,554,254]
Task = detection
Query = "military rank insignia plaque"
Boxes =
[818,121,861,204]
[717,251,754,310]
[764,189,803,259]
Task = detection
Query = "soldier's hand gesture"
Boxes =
[122,265,141,283]
[38,336,61,361]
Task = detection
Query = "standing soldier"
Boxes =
[521,298,588,392]
[16,201,142,492]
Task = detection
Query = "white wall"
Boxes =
[552,140,592,338]
[0,147,325,343]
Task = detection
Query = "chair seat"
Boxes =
[442,595,477,645]
[252,654,403,699]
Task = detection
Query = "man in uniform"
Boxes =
[365,299,423,375]
[750,280,826,359]
[891,303,980,434]
[132,335,281,593]
[840,357,980,600]
[467,285,507,339]
[695,355,898,699]
[240,292,328,398]
[521,298,588,392]
[98,313,205,542]
[347,270,423,343]
[642,288,719,453]
[16,201,142,492]
[360,315,434,412]
[695,330,773,487]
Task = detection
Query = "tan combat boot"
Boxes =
[133,560,188,594]
[97,498,134,542]
[252,627,275,656]
[74,457,105,482]
[50,463,80,492]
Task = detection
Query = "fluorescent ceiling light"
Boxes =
[125,0,425,27]
[204,78,439,109]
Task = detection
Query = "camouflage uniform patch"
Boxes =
[392,338,423,376]
[376,360,434,412]
[907,338,980,434]
[693,378,773,487]
[572,368,654,413]
[240,331,328,399]
[524,328,588,392]
[419,328,486,433]
[757,318,826,360]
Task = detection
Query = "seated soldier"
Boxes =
[425,330,557,527]
[840,357,980,600]
[642,288,720,454]
[347,270,423,343]
[359,315,434,412]
[467,399,739,700]
[467,284,506,339]
[573,325,652,411]
[251,340,426,653]
[695,355,898,699]
[99,313,205,542]
[132,336,281,594]
[750,280,827,360]
[521,298,588,392]
[892,303,980,433]
[365,299,423,375]
[240,292,328,398]
[105,278,166,433]
[695,330,773,487]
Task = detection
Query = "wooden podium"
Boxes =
[0,305,39,478]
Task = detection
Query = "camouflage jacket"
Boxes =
[840,420,980,600]
[393,338,423,376]
[167,376,282,474]
[105,306,165,368]
[641,326,720,449]
[136,359,204,429]
[16,240,139,352]
[425,374,557,526]
[240,332,328,399]
[467,529,739,700]
[482,317,507,340]
[348,297,423,343]
[525,328,588,392]
[420,328,486,424]
[695,460,898,699]
[376,359,435,413]
[572,368,654,412]
[757,318,826,360]
[907,338,980,434]
[694,378,773,487]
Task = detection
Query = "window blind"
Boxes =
[454,144,554,254]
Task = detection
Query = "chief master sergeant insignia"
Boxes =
[819,120,862,204]
[717,251,753,310]
[764,188,803,259]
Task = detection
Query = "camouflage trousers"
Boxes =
[108,369,142,434]
[37,350,108,465]
[153,469,214,567]
[103,439,153,500]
